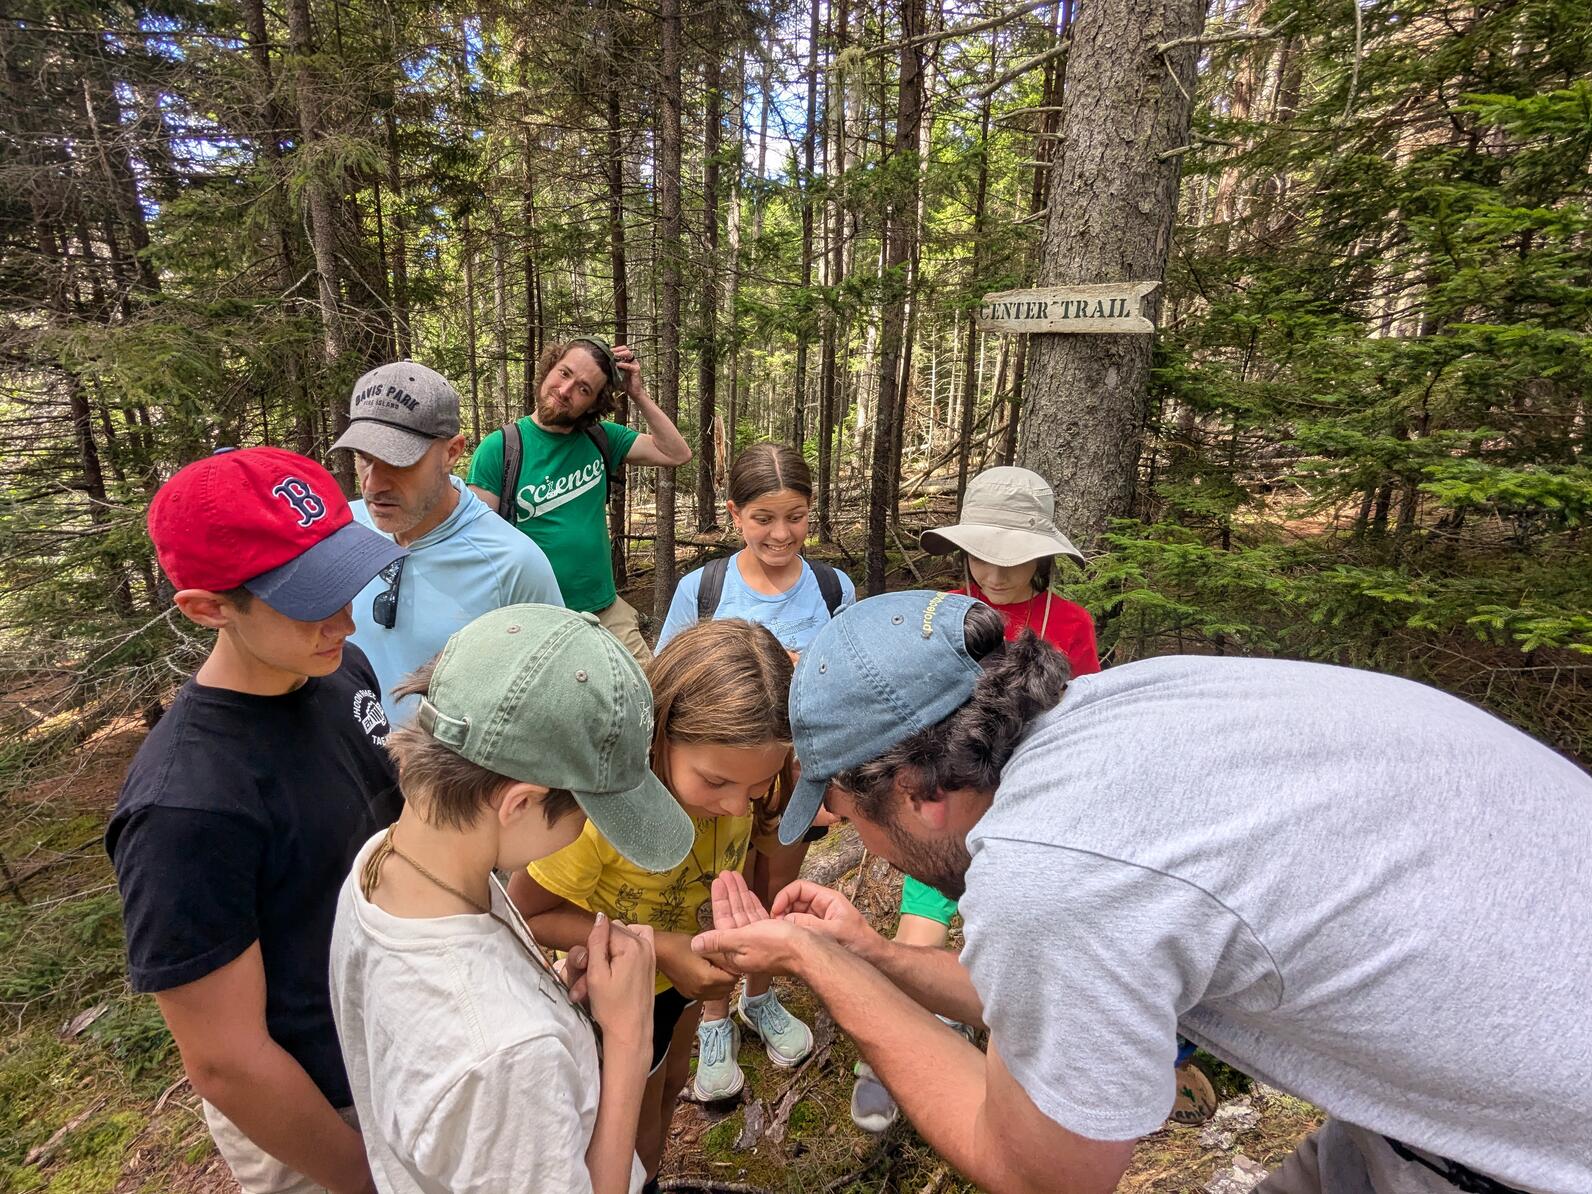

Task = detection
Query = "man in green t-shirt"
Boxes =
[467,337,691,663]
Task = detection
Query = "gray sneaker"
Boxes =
[849,1060,899,1133]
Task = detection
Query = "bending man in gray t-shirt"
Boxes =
[692,591,1591,1194]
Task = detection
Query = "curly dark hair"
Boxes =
[833,602,1071,820]
[534,339,620,432]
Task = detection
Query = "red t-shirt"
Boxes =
[952,583,1101,678]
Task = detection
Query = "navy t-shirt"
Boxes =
[106,645,402,1108]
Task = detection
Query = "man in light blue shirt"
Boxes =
[336,362,562,720]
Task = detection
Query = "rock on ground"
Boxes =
[1198,1098,1261,1150]
[1204,1153,1269,1194]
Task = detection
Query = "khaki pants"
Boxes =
[1260,1120,1494,1194]
[201,1100,359,1194]
[596,594,652,666]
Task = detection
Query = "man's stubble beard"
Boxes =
[885,816,972,904]
[371,471,450,539]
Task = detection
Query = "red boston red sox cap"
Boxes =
[149,447,406,621]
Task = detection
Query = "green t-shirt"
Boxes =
[467,418,639,613]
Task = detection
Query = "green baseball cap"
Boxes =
[414,604,693,872]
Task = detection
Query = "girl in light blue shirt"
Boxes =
[656,446,854,653]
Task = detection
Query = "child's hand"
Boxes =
[584,913,655,1052]
[655,931,739,1000]
[559,944,590,1005]
[709,870,771,930]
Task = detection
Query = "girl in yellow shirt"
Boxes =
[510,618,793,1186]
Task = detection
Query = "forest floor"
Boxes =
[0,546,1323,1192]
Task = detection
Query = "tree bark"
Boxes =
[724,52,747,476]
[492,215,510,421]
[653,0,684,625]
[955,71,993,506]
[240,0,314,455]
[865,0,926,594]
[461,212,481,436]
[607,68,631,586]
[1017,0,1205,546]
[792,0,822,452]
[382,104,412,358]
[819,0,850,543]
[696,39,723,532]
[283,0,354,489]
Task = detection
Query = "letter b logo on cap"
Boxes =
[271,476,328,527]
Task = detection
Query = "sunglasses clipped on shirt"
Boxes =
[372,556,405,629]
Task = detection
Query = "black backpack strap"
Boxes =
[810,559,844,616]
[584,422,624,487]
[497,421,523,522]
[696,556,730,621]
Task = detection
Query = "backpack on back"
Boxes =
[494,420,622,522]
[695,555,843,622]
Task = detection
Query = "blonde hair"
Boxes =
[646,619,795,835]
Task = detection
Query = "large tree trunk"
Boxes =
[956,70,994,506]
[1017,0,1205,547]
[606,70,631,586]
[696,40,723,532]
[865,0,925,594]
[461,212,481,436]
[886,24,937,520]
[240,0,314,455]
[724,55,747,476]
[819,0,850,543]
[652,0,683,625]
[283,0,354,489]
[382,105,412,358]
[791,0,822,452]
[492,216,510,421]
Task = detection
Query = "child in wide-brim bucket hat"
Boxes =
[920,465,1088,641]
[848,465,1102,1135]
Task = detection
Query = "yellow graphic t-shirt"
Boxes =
[528,812,753,993]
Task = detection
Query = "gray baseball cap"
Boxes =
[778,591,985,845]
[416,604,694,872]
[332,361,462,467]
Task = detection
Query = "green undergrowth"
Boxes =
[0,752,191,1191]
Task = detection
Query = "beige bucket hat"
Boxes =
[920,466,1084,566]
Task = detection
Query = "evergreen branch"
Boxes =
[1155,13,1296,55]
[974,43,1067,101]
[856,0,1053,60]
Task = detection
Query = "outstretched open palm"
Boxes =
[691,872,807,976]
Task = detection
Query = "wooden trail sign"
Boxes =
[976,282,1159,335]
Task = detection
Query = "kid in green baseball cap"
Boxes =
[329,603,692,1194]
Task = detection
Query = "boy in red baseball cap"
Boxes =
[107,447,407,1194]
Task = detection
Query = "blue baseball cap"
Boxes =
[778,591,985,845]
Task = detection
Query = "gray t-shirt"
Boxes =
[960,656,1591,1193]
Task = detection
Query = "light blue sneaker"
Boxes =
[735,989,814,1068]
[691,1016,744,1101]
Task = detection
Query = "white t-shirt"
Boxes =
[329,832,645,1194]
